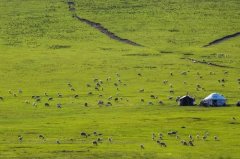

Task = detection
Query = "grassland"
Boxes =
[0,0,240,158]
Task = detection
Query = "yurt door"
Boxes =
[212,100,217,106]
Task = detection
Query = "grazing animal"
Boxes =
[81,132,88,138]
[25,100,30,104]
[138,73,142,76]
[88,92,93,95]
[148,101,154,105]
[68,82,72,87]
[96,83,101,87]
[71,88,75,91]
[97,138,102,142]
[152,133,156,140]
[141,99,144,102]
[108,96,113,100]
[196,134,200,139]
[74,94,79,98]
[160,142,167,147]
[150,95,156,99]
[139,89,144,93]
[56,140,60,144]
[197,84,201,88]
[214,136,219,141]
[45,103,50,107]
[0,96,3,101]
[33,96,40,100]
[58,93,63,98]
[84,103,88,107]
[106,102,112,106]
[176,96,181,102]
[57,103,62,108]
[44,92,48,97]
[48,97,53,101]
[19,89,22,94]
[159,100,163,105]
[108,137,112,143]
[169,89,174,94]
[181,140,188,146]
[98,100,104,105]
[35,98,41,102]
[202,135,207,141]
[39,135,45,139]
[140,144,144,149]
[189,134,193,140]
[152,133,156,138]
[168,131,177,135]
[181,71,187,75]
[163,80,168,84]
[86,83,91,87]
[106,77,111,81]
[18,135,23,142]
[93,140,98,145]
[159,133,163,138]
[188,141,194,146]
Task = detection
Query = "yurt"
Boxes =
[200,93,226,106]
[178,95,195,106]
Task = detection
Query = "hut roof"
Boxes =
[204,93,226,100]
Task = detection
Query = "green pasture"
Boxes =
[0,0,239,158]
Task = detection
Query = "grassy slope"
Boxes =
[0,0,240,158]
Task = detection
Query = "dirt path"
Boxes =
[183,58,235,68]
[74,16,143,47]
[66,1,142,47]
[203,32,240,47]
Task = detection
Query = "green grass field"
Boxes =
[0,0,240,158]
